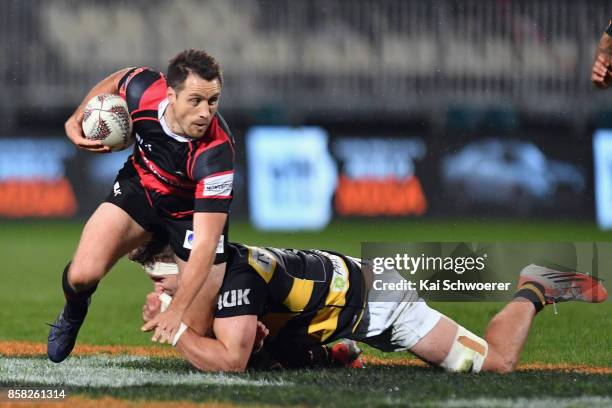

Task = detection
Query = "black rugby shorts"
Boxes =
[104,160,228,263]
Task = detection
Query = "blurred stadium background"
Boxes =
[2,0,612,228]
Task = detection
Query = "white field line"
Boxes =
[0,355,289,388]
[414,396,612,408]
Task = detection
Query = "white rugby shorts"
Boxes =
[351,268,442,351]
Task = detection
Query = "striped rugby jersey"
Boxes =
[215,243,368,345]
[117,67,235,218]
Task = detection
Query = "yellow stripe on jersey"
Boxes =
[247,246,277,283]
[284,278,315,312]
[308,306,342,342]
[307,253,350,342]
[351,307,365,333]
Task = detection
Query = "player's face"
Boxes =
[167,73,221,139]
[151,275,179,296]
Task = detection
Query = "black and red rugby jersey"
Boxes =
[117,67,234,218]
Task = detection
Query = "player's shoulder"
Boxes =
[225,243,271,285]
[119,67,164,93]
[225,243,254,278]
[216,244,269,309]
[119,67,166,112]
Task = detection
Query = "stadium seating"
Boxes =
[0,0,603,124]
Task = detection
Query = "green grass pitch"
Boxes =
[1,219,611,407]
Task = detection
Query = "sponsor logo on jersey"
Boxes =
[202,172,233,197]
[326,253,349,292]
[183,230,194,249]
[247,246,277,283]
[183,230,224,253]
[113,181,122,196]
[217,289,251,310]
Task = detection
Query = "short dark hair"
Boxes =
[166,49,223,91]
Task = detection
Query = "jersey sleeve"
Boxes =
[192,139,234,213]
[117,67,166,114]
[215,269,268,318]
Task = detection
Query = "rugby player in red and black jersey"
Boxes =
[48,50,235,362]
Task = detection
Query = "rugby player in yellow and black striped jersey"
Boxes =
[139,241,607,373]
[212,244,368,368]
[218,244,367,343]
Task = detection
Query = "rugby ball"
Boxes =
[82,94,133,151]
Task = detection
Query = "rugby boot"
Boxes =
[518,264,607,304]
[330,339,365,369]
[47,299,89,363]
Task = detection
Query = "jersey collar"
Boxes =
[158,99,192,143]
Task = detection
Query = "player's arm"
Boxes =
[174,267,266,371]
[143,212,227,343]
[592,21,612,89]
[65,67,135,152]
[141,129,234,342]
[141,289,269,355]
[175,315,257,372]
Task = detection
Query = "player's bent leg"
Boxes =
[69,202,152,290]
[48,203,151,363]
[407,304,534,374]
[357,266,607,374]
[354,298,491,374]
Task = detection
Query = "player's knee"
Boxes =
[68,273,99,291]
[439,325,488,373]
[68,260,104,290]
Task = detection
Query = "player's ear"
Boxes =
[167,86,177,104]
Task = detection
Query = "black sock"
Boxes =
[514,281,546,313]
[61,262,97,320]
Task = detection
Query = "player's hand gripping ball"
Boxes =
[82,94,134,151]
